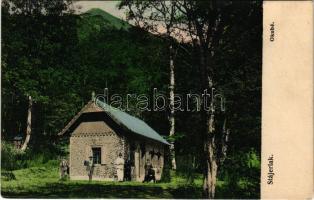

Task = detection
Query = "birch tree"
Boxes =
[177,2,234,197]
[119,1,180,169]
[2,0,74,150]
[120,0,230,197]
[21,96,32,151]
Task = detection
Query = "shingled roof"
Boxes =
[58,99,169,145]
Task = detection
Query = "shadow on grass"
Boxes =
[2,182,202,199]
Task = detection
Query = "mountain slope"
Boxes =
[82,8,131,30]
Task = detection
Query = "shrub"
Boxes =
[176,154,198,185]
[1,141,27,170]
[1,141,62,171]
[1,171,16,181]
[218,149,260,198]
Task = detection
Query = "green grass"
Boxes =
[1,160,259,198]
[2,162,222,198]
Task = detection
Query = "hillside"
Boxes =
[82,8,131,30]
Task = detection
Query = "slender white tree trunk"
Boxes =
[169,44,176,170]
[21,96,32,151]
[198,45,217,198]
[203,110,217,198]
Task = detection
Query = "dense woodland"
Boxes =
[1,0,261,198]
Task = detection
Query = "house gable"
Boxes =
[58,101,102,136]
[71,121,115,136]
[58,99,169,145]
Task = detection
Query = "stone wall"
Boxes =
[69,121,166,182]
[69,121,125,180]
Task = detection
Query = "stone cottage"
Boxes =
[58,98,169,182]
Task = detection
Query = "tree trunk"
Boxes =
[21,95,32,151]
[202,111,218,198]
[197,44,218,198]
[169,44,176,170]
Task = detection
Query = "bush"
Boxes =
[44,159,60,168]
[218,149,260,198]
[1,141,27,170]
[1,141,61,171]
[176,154,197,184]
[1,171,16,181]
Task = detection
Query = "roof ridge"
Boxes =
[58,100,169,145]
[95,100,169,145]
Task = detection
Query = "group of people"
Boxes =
[114,153,156,182]
[114,153,134,181]
[60,153,156,182]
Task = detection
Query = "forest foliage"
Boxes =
[1,1,261,198]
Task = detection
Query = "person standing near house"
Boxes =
[88,156,94,181]
[124,159,131,181]
[114,153,125,181]
[143,159,156,183]
[59,159,69,179]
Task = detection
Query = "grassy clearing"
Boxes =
[2,162,223,198]
[1,160,259,198]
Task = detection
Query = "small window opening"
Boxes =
[92,147,101,164]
